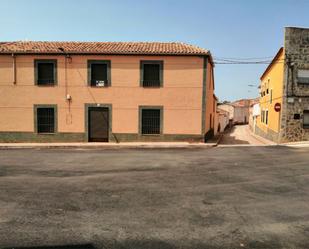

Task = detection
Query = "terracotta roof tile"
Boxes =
[0,41,209,56]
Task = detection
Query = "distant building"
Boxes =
[249,98,260,133]
[231,99,250,124]
[217,108,230,132]
[218,99,252,126]
[217,104,234,124]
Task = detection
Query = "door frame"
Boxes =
[85,103,112,142]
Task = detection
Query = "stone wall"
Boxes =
[280,27,309,142]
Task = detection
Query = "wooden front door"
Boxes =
[88,107,109,142]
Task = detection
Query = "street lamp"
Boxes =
[248,84,260,88]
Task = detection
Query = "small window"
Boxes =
[298,69,309,84]
[303,111,309,128]
[141,61,163,87]
[266,89,269,94]
[88,60,111,87]
[141,108,162,135]
[37,107,55,133]
[35,60,57,85]
[294,114,301,120]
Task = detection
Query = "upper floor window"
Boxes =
[35,60,57,85]
[140,107,163,135]
[298,69,309,84]
[88,60,111,87]
[141,61,163,87]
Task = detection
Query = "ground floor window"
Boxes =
[303,111,309,129]
[140,107,162,135]
[261,109,268,125]
[265,110,268,125]
[36,106,56,133]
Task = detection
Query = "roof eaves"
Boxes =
[260,47,284,80]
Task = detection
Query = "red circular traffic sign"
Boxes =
[274,103,281,112]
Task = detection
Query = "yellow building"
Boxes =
[255,47,284,142]
[256,27,309,143]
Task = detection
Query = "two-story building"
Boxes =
[0,41,215,142]
[256,27,309,142]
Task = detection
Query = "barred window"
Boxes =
[141,61,163,87]
[141,109,161,135]
[37,108,55,133]
[35,60,57,85]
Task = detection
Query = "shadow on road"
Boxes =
[219,126,250,145]
[2,239,288,249]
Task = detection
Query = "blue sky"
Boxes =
[1,0,309,101]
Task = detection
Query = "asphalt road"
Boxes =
[0,146,309,249]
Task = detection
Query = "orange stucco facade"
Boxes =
[0,54,215,142]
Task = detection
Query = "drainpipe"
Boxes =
[58,47,71,102]
[12,53,16,84]
[64,54,68,99]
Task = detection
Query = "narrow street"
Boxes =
[219,125,271,145]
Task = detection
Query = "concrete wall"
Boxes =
[233,106,249,124]
[0,54,213,142]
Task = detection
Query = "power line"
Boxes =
[214,58,274,63]
[214,56,275,60]
[214,61,285,65]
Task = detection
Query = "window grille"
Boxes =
[141,109,161,134]
[37,108,55,133]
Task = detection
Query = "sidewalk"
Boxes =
[283,141,309,147]
[0,141,219,149]
[247,127,277,145]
